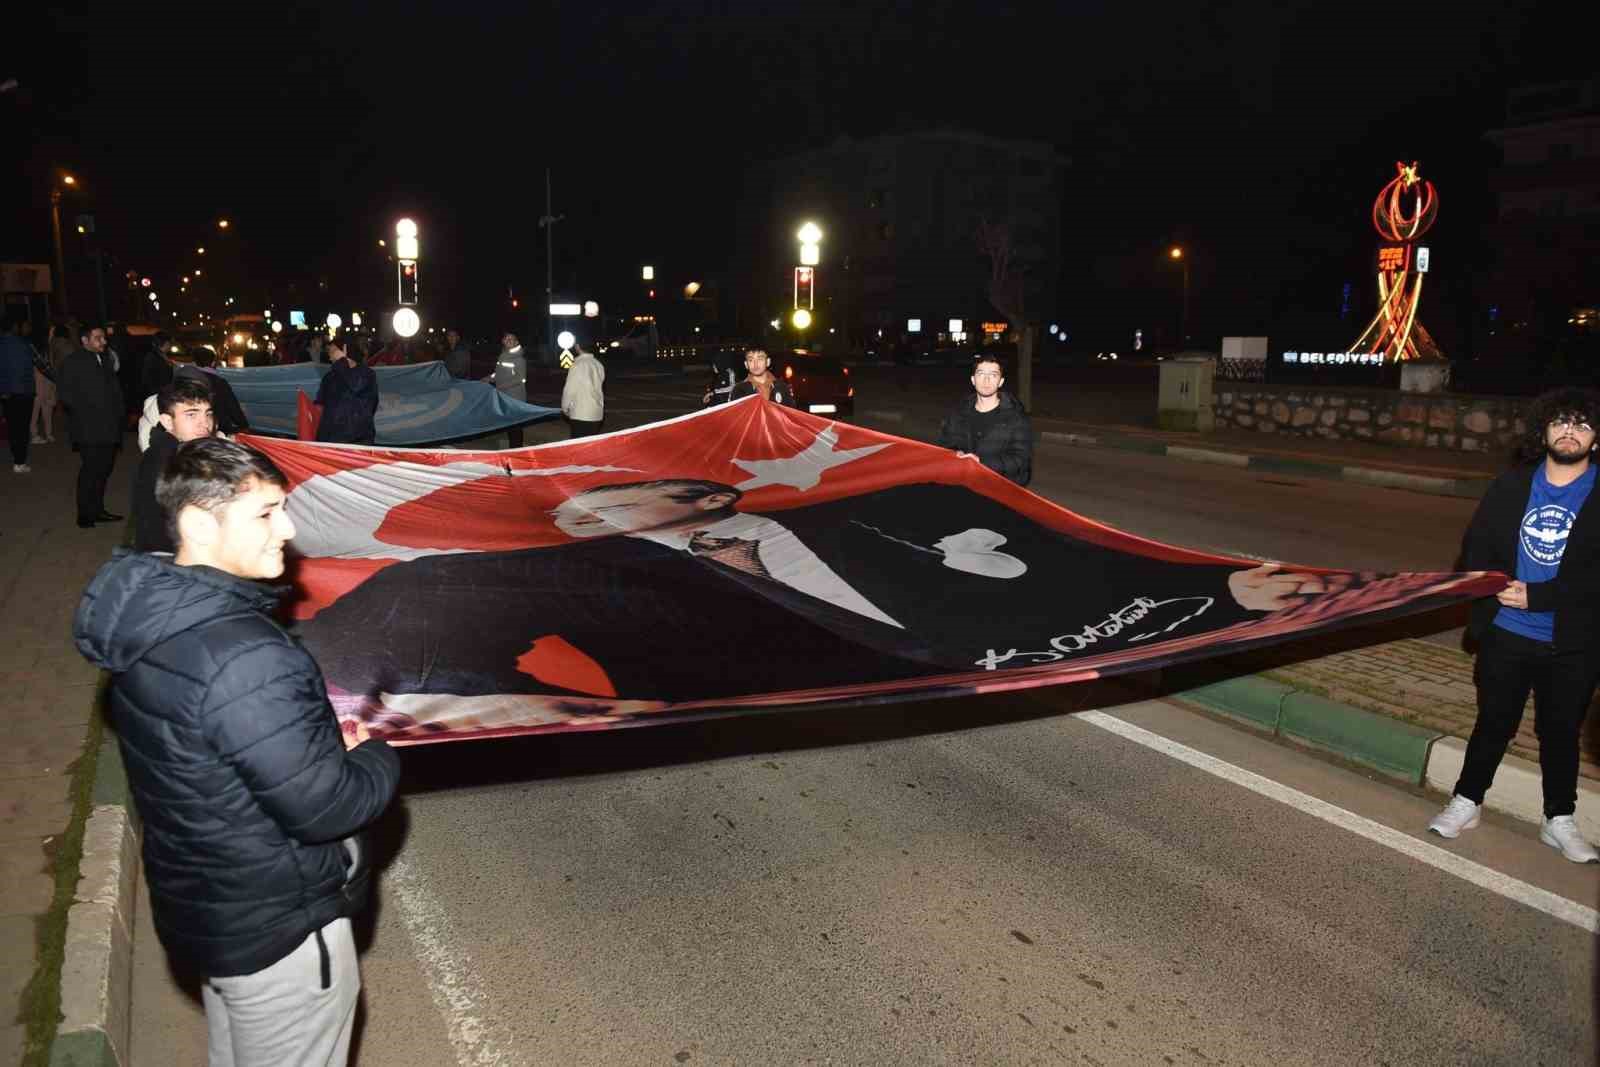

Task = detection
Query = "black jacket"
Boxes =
[936,391,1033,486]
[316,359,379,444]
[58,347,127,446]
[132,425,178,553]
[1460,463,1600,652]
[726,378,796,407]
[74,552,400,977]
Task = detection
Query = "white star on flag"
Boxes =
[732,423,890,492]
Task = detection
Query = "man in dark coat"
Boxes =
[315,334,379,445]
[131,377,215,553]
[75,438,400,1064]
[56,323,127,527]
[1430,386,1600,862]
[936,353,1032,486]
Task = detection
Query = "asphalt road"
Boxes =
[128,370,1597,1065]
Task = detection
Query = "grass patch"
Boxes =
[18,676,106,1067]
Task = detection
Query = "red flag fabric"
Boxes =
[241,398,1503,746]
[296,390,323,441]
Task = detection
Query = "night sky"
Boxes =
[7,0,1596,346]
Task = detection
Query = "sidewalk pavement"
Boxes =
[1,434,134,1066]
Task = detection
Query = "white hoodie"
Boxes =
[561,350,605,422]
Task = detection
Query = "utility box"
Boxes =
[1157,356,1216,431]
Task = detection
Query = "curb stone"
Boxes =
[1178,675,1438,784]
[51,730,137,1067]
[1038,428,1492,500]
[1176,675,1600,829]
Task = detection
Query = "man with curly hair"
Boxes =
[1430,386,1600,862]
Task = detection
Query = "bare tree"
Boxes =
[977,216,1034,410]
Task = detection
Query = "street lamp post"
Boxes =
[539,169,565,364]
[49,176,75,316]
[1169,246,1189,346]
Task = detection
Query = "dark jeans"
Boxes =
[1456,625,1597,817]
[3,394,32,464]
[568,418,604,438]
[77,443,119,522]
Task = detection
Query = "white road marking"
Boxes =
[1078,710,1600,934]
[389,854,517,1065]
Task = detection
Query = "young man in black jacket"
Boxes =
[1429,386,1600,863]
[936,353,1032,486]
[132,377,215,553]
[75,438,401,1063]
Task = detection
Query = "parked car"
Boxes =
[775,349,854,415]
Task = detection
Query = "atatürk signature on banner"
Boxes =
[975,595,1215,670]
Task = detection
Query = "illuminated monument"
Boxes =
[1348,161,1442,362]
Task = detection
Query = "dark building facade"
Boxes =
[738,130,1066,350]
[1479,77,1600,366]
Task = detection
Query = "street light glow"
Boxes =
[393,308,421,337]
[684,281,701,297]
[326,313,343,330]
[641,265,655,281]
[1169,246,1183,259]
[792,308,812,329]
[378,239,386,248]
[351,312,362,327]
[62,174,77,186]
[395,218,418,238]
[271,320,283,333]
[556,330,576,351]
[799,242,820,266]
[217,219,229,229]
[196,247,206,255]
[796,221,823,244]
[583,300,599,318]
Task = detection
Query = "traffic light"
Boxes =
[398,260,419,306]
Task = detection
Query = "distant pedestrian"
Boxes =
[57,323,126,527]
[315,334,379,444]
[305,334,325,365]
[74,437,400,1067]
[30,325,57,444]
[561,345,605,437]
[132,377,214,553]
[0,315,37,473]
[489,332,528,447]
[935,354,1032,486]
[444,329,471,379]
[49,320,76,379]
[1430,386,1600,863]
[140,335,176,401]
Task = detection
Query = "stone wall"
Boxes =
[1212,384,1526,453]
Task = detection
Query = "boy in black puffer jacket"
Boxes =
[75,438,400,1065]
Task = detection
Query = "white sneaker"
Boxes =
[1539,815,1599,864]
[12,464,30,474]
[1427,795,1481,838]
[30,434,46,444]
